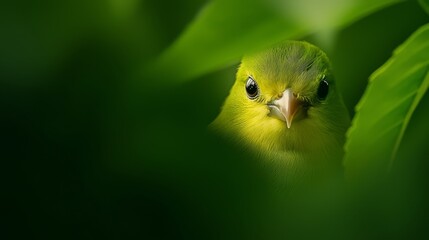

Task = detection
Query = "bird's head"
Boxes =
[213,41,350,161]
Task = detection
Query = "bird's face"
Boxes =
[218,41,349,155]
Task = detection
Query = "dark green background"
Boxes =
[3,0,429,239]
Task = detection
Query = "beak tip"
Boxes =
[286,119,292,129]
[273,88,299,129]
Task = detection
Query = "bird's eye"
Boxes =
[245,77,259,99]
[317,77,329,100]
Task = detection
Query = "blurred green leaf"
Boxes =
[344,23,429,179]
[328,0,429,116]
[419,0,429,14]
[150,0,402,82]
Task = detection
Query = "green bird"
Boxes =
[211,41,350,184]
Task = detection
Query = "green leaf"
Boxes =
[419,0,429,15]
[344,23,429,179]
[149,0,401,82]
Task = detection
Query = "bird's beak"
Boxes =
[268,88,301,128]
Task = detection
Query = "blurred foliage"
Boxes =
[151,0,401,81]
[345,24,429,180]
[420,0,429,13]
[2,0,429,239]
